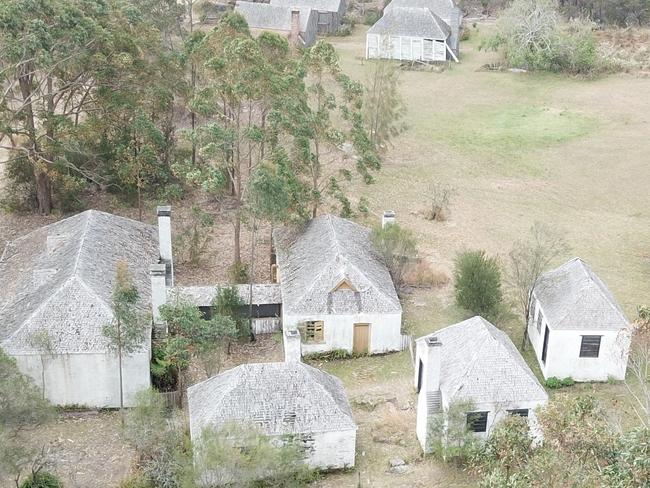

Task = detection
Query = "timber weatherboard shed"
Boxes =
[270,0,346,33]
[273,214,403,357]
[528,258,631,382]
[415,317,548,452]
[0,210,158,407]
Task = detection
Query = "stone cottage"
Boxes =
[235,1,318,47]
[528,257,631,382]
[187,361,356,483]
[273,214,404,358]
[270,0,347,33]
[415,317,548,452]
[0,208,172,407]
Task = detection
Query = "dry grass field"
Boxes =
[2,22,650,488]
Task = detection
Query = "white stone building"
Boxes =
[528,258,631,382]
[415,317,548,452]
[187,361,356,482]
[235,1,318,47]
[270,0,347,33]
[366,0,461,62]
[0,208,172,407]
[273,214,403,357]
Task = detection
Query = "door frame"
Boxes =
[353,323,370,355]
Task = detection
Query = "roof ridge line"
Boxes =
[448,318,488,400]
[71,211,93,278]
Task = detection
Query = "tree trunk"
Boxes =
[233,216,241,265]
[248,215,256,343]
[40,355,46,400]
[117,319,124,425]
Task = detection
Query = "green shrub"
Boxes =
[560,376,575,387]
[19,471,63,488]
[363,9,381,25]
[453,250,503,319]
[545,377,562,388]
[119,473,154,488]
[228,261,249,284]
[304,349,352,361]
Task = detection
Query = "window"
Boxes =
[466,411,489,433]
[300,320,324,344]
[507,408,529,418]
[536,307,543,334]
[580,335,602,358]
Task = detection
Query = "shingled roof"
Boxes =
[188,362,356,440]
[0,210,159,354]
[168,284,282,307]
[272,214,401,315]
[367,6,450,38]
[417,317,548,405]
[534,258,629,331]
[270,0,344,14]
[235,1,315,33]
[385,0,458,20]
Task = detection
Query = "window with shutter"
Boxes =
[301,320,324,344]
[579,335,602,358]
[466,411,489,433]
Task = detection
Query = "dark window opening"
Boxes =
[507,408,529,417]
[580,335,602,358]
[467,411,489,433]
[417,359,423,393]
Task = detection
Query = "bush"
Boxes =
[545,376,574,389]
[119,473,154,488]
[19,472,63,488]
[454,250,503,319]
[371,223,418,290]
[228,261,249,284]
[363,9,381,25]
[403,259,450,288]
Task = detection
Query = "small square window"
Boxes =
[300,321,324,344]
[507,408,529,418]
[580,335,602,358]
[466,411,489,433]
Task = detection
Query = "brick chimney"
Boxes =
[382,210,396,229]
[150,263,168,336]
[289,9,301,46]
[157,205,173,286]
[284,328,302,362]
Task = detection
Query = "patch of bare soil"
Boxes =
[0,411,134,488]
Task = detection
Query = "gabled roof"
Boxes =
[270,0,344,14]
[272,214,401,315]
[367,6,450,39]
[187,362,356,440]
[417,317,548,405]
[235,1,315,33]
[168,284,282,307]
[0,210,159,354]
[534,258,629,331]
[385,0,459,21]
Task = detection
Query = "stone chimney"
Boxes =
[382,210,396,229]
[425,336,442,392]
[289,9,300,46]
[157,205,173,287]
[150,263,168,336]
[284,328,302,362]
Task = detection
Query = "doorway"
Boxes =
[542,326,550,364]
[353,323,370,355]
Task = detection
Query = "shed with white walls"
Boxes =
[415,317,548,452]
[187,362,356,483]
[0,210,162,407]
[528,257,631,382]
[273,214,403,357]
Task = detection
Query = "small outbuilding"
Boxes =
[187,361,356,481]
[415,317,548,452]
[270,0,347,33]
[366,0,461,62]
[235,1,318,47]
[528,257,631,382]
[0,209,168,407]
[273,214,404,357]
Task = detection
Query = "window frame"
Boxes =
[579,335,602,358]
[507,408,529,418]
[466,411,489,433]
[300,320,325,344]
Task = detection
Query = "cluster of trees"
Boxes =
[559,0,650,26]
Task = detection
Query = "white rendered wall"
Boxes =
[528,299,631,381]
[12,349,151,408]
[283,312,402,355]
[307,429,356,470]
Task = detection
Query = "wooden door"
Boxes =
[353,323,370,355]
[542,326,550,364]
